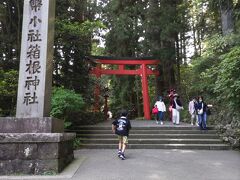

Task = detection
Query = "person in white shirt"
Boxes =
[188,97,198,126]
[154,96,166,125]
[107,111,113,119]
[172,94,184,125]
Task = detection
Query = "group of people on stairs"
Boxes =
[153,89,212,130]
[153,92,183,125]
[188,96,212,130]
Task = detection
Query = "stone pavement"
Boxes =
[2,149,239,180]
[69,149,240,180]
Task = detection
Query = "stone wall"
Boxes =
[216,113,240,149]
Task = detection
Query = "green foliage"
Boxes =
[214,46,240,111]
[187,33,240,100]
[104,0,143,56]
[64,121,72,129]
[51,87,105,126]
[56,19,105,38]
[50,87,85,121]
[0,69,18,116]
[203,33,240,56]
[0,0,23,71]
[179,65,195,100]
[53,0,106,107]
[102,0,186,117]
[0,69,18,97]
[91,42,105,56]
[73,137,82,149]
[108,75,140,118]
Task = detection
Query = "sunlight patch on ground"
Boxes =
[171,149,196,154]
[212,162,223,166]
[148,173,161,179]
[180,150,196,154]
[164,151,171,154]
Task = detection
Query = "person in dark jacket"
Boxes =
[196,96,212,130]
[112,110,131,160]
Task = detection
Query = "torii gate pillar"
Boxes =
[142,64,151,120]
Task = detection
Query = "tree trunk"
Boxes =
[220,0,234,35]
[182,33,187,64]
[175,33,180,89]
[197,28,202,56]
[192,23,198,56]
[156,64,164,97]
[16,1,22,64]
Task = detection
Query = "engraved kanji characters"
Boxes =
[29,0,42,12]
[22,0,44,106]
[27,44,40,59]
[28,30,42,42]
[25,60,41,74]
[25,76,40,90]
[29,16,42,27]
[23,92,38,105]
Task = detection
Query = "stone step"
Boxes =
[79,143,230,150]
[71,123,230,150]
[79,138,223,144]
[77,134,219,139]
[68,129,217,134]
[70,126,215,130]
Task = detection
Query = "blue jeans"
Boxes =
[198,112,207,130]
[157,111,164,121]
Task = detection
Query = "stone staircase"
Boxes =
[66,122,230,150]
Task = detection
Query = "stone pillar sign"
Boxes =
[16,0,55,118]
[0,0,76,175]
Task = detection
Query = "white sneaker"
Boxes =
[156,121,159,124]
[191,123,193,126]
[118,150,121,157]
[160,121,163,125]
[119,153,126,160]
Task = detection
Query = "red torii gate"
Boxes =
[89,57,160,120]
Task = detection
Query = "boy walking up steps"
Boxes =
[112,110,131,160]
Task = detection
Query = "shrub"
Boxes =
[51,87,105,127]
[73,138,82,149]
[214,46,240,112]
[51,87,85,122]
[0,69,18,116]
